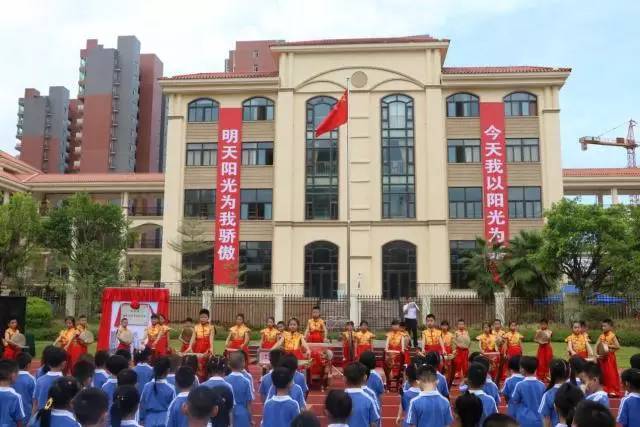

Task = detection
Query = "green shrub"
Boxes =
[26,297,53,329]
[616,329,640,348]
[581,307,611,328]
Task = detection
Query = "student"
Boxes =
[37,346,57,379]
[178,318,194,353]
[504,321,523,359]
[101,355,129,408]
[72,315,90,367]
[476,323,497,354]
[553,383,584,427]
[225,351,254,427]
[397,363,420,426]
[568,355,587,391]
[92,351,110,389]
[208,384,234,427]
[509,356,545,427]
[598,318,622,396]
[225,313,251,366]
[13,352,35,425]
[0,359,25,426]
[460,356,499,404]
[260,317,279,351]
[280,353,308,397]
[258,348,284,401]
[572,400,615,427]
[422,314,445,356]
[276,321,286,337]
[188,309,215,382]
[384,320,407,383]
[565,322,593,359]
[425,351,450,398]
[343,362,380,427]
[406,364,453,427]
[116,318,132,352]
[501,355,523,404]
[53,316,78,375]
[202,355,234,399]
[583,362,609,408]
[483,413,519,427]
[538,359,569,427]
[184,386,223,427]
[631,354,640,370]
[166,366,196,427]
[341,321,356,363]
[325,389,352,426]
[34,346,67,409]
[304,306,326,344]
[179,355,200,387]
[110,385,141,427]
[117,369,138,387]
[166,354,181,387]
[454,391,483,427]
[33,376,81,427]
[354,321,375,359]
[291,411,321,427]
[618,368,640,427]
[139,357,175,427]
[132,348,153,392]
[72,360,95,389]
[453,319,471,379]
[3,317,23,360]
[359,351,384,405]
[466,363,498,425]
[114,350,132,366]
[271,318,311,361]
[535,319,553,381]
[72,387,109,427]
[262,367,301,427]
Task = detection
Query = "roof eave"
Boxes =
[271,40,450,54]
[442,71,571,87]
[160,76,280,94]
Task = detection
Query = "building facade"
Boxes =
[225,40,282,73]
[159,36,571,297]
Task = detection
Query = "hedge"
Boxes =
[26,297,53,329]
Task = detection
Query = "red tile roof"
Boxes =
[443,66,571,74]
[563,168,640,177]
[162,71,279,80]
[0,150,42,173]
[23,173,165,184]
[276,35,446,47]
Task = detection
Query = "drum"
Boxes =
[258,350,271,366]
[119,329,133,345]
[9,333,29,349]
[454,334,471,349]
[596,341,609,357]
[179,327,193,344]
[495,335,505,349]
[535,330,551,344]
[483,352,501,371]
[79,330,94,344]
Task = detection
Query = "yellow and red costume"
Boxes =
[3,328,21,360]
[476,332,497,353]
[453,330,470,378]
[57,327,78,374]
[306,318,326,343]
[260,326,279,350]
[227,324,250,364]
[504,331,523,358]
[422,328,443,354]
[386,330,405,379]
[193,323,214,381]
[282,331,305,360]
[536,329,553,381]
[157,323,170,355]
[117,326,132,351]
[146,324,166,357]
[598,331,622,396]
[355,330,375,359]
[71,324,89,367]
[565,333,589,359]
[341,330,355,363]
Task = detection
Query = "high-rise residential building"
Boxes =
[15,87,70,173]
[225,40,282,73]
[136,53,164,172]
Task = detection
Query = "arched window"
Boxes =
[305,96,339,220]
[382,241,417,299]
[446,93,479,117]
[504,92,537,116]
[187,98,219,122]
[381,94,415,218]
[242,97,274,121]
[304,241,338,299]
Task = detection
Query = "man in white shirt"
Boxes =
[403,300,420,348]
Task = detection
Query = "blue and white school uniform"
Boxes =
[406,390,453,427]
[167,374,199,388]
[0,386,25,426]
[139,379,176,427]
[202,376,235,399]
[460,379,500,404]
[266,383,306,409]
[509,376,545,427]
[133,363,154,392]
[101,377,118,407]
[165,391,189,427]
[617,392,640,427]
[261,395,300,427]
[345,388,380,427]
[293,370,307,395]
[436,371,450,398]
[259,371,273,401]
[241,369,255,393]
[225,372,254,427]
[34,371,63,409]
[400,386,421,427]
[586,390,610,408]
[538,384,561,427]
[469,390,498,425]
[367,370,385,405]
[13,370,35,424]
[92,368,109,389]
[502,373,524,402]
[35,366,46,379]
[119,420,142,427]
[33,409,81,427]
[362,386,381,413]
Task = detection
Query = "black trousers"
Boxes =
[405,318,418,347]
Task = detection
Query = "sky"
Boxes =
[0,0,638,168]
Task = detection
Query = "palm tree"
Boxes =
[461,237,504,302]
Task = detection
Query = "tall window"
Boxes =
[239,241,271,288]
[305,241,338,299]
[184,189,215,219]
[508,186,542,218]
[242,142,273,165]
[182,245,214,291]
[506,138,539,162]
[382,241,417,299]
[504,92,537,116]
[187,98,219,122]
[446,93,479,117]
[240,189,272,220]
[186,143,217,166]
[450,240,476,289]
[381,94,415,218]
[306,96,339,220]
[243,97,274,121]
[448,187,482,219]
[448,139,481,163]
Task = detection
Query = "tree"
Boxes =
[0,193,41,289]
[168,219,212,294]
[127,256,161,286]
[461,237,504,302]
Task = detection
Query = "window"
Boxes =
[240,189,272,220]
[506,138,539,162]
[450,240,477,289]
[184,189,215,219]
[448,187,482,219]
[186,143,217,166]
[504,92,537,116]
[252,50,259,58]
[382,241,417,299]
[182,245,214,291]
[448,139,481,163]
[187,98,219,122]
[446,93,479,117]
[381,94,415,218]
[306,96,339,220]
[242,97,274,121]
[239,241,271,288]
[508,186,542,218]
[305,241,338,299]
[242,142,273,165]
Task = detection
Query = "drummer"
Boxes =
[187,309,215,381]
[476,322,498,353]
[225,313,250,365]
[53,316,79,374]
[305,306,326,344]
[566,321,593,359]
[453,319,471,379]
[178,318,194,353]
[384,320,406,385]
[422,314,445,355]
[341,321,355,363]
[597,319,622,397]
[157,313,170,356]
[72,315,90,366]
[2,318,22,360]
[116,317,132,351]
[440,320,454,374]
[272,317,310,361]
[260,317,279,350]
[354,321,375,359]
[143,314,163,357]
[504,321,524,359]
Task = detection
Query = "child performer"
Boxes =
[225,313,251,365]
[493,319,508,382]
[157,313,170,356]
[260,317,279,350]
[304,305,326,344]
[187,309,215,381]
[178,317,194,353]
[72,314,90,367]
[422,314,444,356]
[115,317,132,352]
[504,321,524,360]
[53,316,79,375]
[566,321,593,359]
[476,322,497,354]
[272,317,311,361]
[441,320,454,376]
[535,318,553,381]
[341,321,356,364]
[597,318,622,397]
[143,314,163,357]
[384,320,406,385]
[354,321,375,359]
[2,318,22,360]
[453,319,471,380]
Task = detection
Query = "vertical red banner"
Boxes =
[480,102,509,245]
[213,108,243,285]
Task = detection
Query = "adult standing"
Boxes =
[402,300,420,348]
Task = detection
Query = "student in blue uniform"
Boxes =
[72,360,95,389]
[166,354,181,388]
[326,389,352,426]
[264,355,306,410]
[509,356,545,427]
[139,357,175,427]
[101,355,129,408]
[466,363,498,425]
[572,400,615,427]
[201,356,234,397]
[344,362,380,427]
[397,363,420,426]
[583,362,609,408]
[36,346,57,379]
[280,354,308,397]
[72,387,109,427]
[110,385,141,427]
[32,376,81,427]
[459,356,499,404]
[618,368,640,427]
[425,352,450,398]
[359,351,384,405]
[166,366,196,427]
[34,347,67,410]
[132,348,153,392]
[92,351,110,389]
[482,413,519,427]
[117,369,138,387]
[258,349,284,401]
[14,352,35,425]
[453,392,483,427]
[225,351,254,427]
[538,359,569,427]
[0,359,25,427]
[406,364,453,427]
[262,367,301,427]
[184,386,224,427]
[554,383,584,427]
[501,355,523,404]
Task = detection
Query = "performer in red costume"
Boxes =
[225,313,250,365]
[598,319,622,397]
[2,318,22,360]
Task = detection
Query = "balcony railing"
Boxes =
[129,238,162,249]
[127,206,164,217]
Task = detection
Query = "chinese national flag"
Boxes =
[315,89,348,137]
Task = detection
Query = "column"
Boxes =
[119,190,130,283]
[202,290,213,310]
[596,193,604,206]
[2,191,9,205]
[495,292,506,323]
[540,86,564,208]
[611,187,619,204]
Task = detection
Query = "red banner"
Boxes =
[480,102,509,245]
[213,108,242,285]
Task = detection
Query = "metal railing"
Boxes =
[129,238,162,249]
[127,206,164,217]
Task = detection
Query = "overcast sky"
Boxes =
[1,0,638,168]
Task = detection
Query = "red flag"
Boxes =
[315,89,348,137]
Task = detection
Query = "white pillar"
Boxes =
[2,191,9,205]
[611,187,619,205]
[202,290,213,310]
[596,194,604,206]
[273,283,285,322]
[65,287,76,316]
[495,292,506,323]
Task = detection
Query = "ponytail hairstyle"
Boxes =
[554,383,584,426]
[36,376,80,427]
[206,355,229,377]
[152,357,171,395]
[110,385,140,427]
[546,359,570,391]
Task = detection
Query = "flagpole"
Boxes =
[346,77,351,306]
